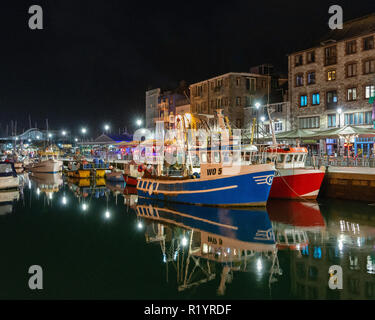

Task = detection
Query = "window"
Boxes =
[307,72,315,84]
[347,88,357,101]
[325,46,337,65]
[364,60,375,74]
[327,70,336,81]
[364,36,374,50]
[236,119,242,128]
[245,96,253,107]
[246,78,256,91]
[296,74,303,87]
[312,93,320,105]
[275,103,283,112]
[346,40,357,54]
[262,80,266,88]
[236,78,240,86]
[365,111,372,124]
[307,51,315,63]
[295,54,303,66]
[300,95,307,107]
[328,114,336,127]
[274,122,283,132]
[345,112,367,125]
[365,85,375,99]
[346,88,357,101]
[346,63,357,77]
[326,90,338,108]
[299,116,320,129]
[236,97,241,106]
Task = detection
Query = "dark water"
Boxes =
[0,173,375,300]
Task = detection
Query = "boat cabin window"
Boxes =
[200,152,208,164]
[277,154,285,163]
[0,163,13,174]
[213,151,221,163]
[293,154,299,162]
[298,154,304,162]
[285,154,293,163]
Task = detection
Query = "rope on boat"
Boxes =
[276,168,310,202]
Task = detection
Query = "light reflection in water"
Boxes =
[0,172,374,300]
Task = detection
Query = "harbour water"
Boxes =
[0,173,374,300]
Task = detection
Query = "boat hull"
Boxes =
[27,160,62,174]
[137,164,275,207]
[67,169,91,178]
[124,174,138,187]
[269,168,325,200]
[106,172,125,182]
[0,176,19,190]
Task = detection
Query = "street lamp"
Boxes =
[136,119,142,127]
[104,124,110,132]
[62,130,66,136]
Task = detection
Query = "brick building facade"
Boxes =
[189,72,270,129]
[288,14,375,155]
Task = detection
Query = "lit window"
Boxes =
[312,93,320,105]
[300,95,307,107]
[327,70,336,81]
[365,85,375,99]
[347,88,357,101]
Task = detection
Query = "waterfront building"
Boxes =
[288,13,375,156]
[190,65,288,134]
[189,69,270,129]
[145,82,190,130]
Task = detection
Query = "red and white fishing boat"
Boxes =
[265,146,325,200]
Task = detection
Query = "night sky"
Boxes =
[1,0,374,137]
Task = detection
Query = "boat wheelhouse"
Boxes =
[264,146,325,200]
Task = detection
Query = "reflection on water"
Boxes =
[0,172,374,299]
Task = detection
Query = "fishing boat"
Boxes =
[137,162,274,207]
[0,162,20,190]
[67,161,91,178]
[264,146,325,200]
[123,174,138,187]
[67,158,108,178]
[106,168,125,182]
[136,110,275,207]
[26,151,63,174]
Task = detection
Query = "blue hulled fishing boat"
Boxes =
[137,163,275,207]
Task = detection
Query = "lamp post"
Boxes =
[136,119,142,128]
